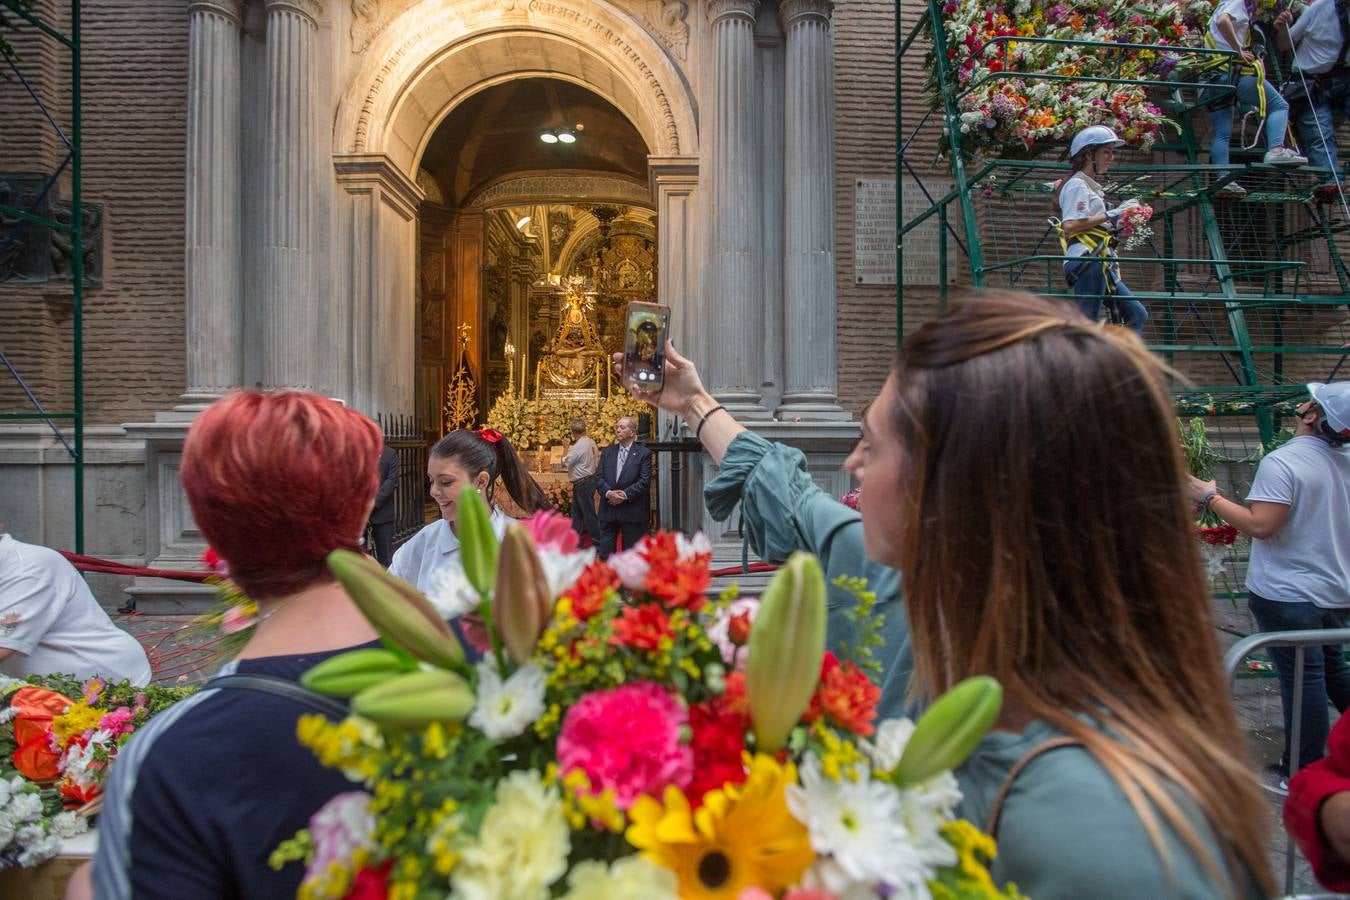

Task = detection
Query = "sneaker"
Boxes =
[1264,146,1309,166]
[1218,181,1249,198]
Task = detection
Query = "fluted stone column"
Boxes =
[780,0,846,419]
[181,0,244,407]
[706,0,767,418]
[260,0,321,390]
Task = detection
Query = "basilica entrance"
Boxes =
[413,78,658,434]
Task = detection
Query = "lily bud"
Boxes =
[893,675,1002,785]
[327,550,464,671]
[456,485,499,599]
[746,552,827,752]
[493,525,553,664]
[351,669,476,730]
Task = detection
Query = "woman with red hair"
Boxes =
[88,390,384,900]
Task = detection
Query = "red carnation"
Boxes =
[566,560,620,621]
[345,860,393,900]
[684,700,748,806]
[610,603,672,653]
[804,652,881,737]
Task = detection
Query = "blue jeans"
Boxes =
[1064,257,1148,335]
[1294,74,1350,184]
[1249,591,1350,772]
[1210,74,1289,166]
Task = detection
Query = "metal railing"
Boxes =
[376,413,430,549]
[1223,628,1350,896]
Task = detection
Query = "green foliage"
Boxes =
[833,574,884,681]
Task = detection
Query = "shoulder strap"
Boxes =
[985,736,1083,836]
[205,673,349,719]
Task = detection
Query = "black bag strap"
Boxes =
[205,673,349,719]
[985,737,1083,837]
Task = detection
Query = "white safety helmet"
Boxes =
[1308,381,1350,440]
[1069,125,1126,159]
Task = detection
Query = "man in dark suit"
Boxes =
[367,443,399,566]
[594,416,651,559]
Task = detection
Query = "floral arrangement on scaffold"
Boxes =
[0,675,196,868]
[1180,417,1248,599]
[933,0,1293,158]
[272,487,1020,900]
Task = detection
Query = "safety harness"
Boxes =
[1050,172,1116,291]
[1200,26,1269,116]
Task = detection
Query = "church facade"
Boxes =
[1,1,909,603]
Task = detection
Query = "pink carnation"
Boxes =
[556,682,693,809]
[523,509,580,554]
[98,707,136,738]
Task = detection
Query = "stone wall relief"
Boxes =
[0,175,103,287]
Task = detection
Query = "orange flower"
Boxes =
[727,610,753,647]
[642,532,711,612]
[803,653,881,737]
[566,560,619,621]
[611,603,672,653]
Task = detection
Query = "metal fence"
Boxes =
[1223,628,1350,897]
[376,413,430,549]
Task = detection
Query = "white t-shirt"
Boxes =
[1209,0,1252,52]
[1291,0,1347,74]
[1058,172,1108,260]
[388,509,511,595]
[0,534,153,684]
[1243,435,1350,607]
[562,435,599,482]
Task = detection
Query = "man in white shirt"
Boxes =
[1189,382,1350,778]
[1277,0,1350,197]
[561,418,601,544]
[0,528,152,685]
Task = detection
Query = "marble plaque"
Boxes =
[854,176,953,287]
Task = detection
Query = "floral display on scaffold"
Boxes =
[1179,417,1253,599]
[272,489,1020,900]
[934,0,1305,159]
[0,674,195,868]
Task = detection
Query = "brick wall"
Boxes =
[0,0,188,425]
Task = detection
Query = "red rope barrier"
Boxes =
[708,561,780,578]
[60,551,212,583]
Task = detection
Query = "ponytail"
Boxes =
[430,428,552,514]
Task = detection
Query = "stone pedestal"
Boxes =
[259,0,321,391]
[181,0,244,408]
[780,0,847,419]
[705,0,767,419]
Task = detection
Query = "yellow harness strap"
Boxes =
[1202,30,1267,117]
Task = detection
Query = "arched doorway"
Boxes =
[329,3,699,418]
[415,78,657,431]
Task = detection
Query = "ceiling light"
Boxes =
[539,131,558,144]
[515,215,532,230]
[557,131,577,144]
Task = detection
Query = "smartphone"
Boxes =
[622,301,671,392]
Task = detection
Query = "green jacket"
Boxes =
[705,432,1262,899]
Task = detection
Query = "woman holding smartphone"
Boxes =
[618,291,1272,898]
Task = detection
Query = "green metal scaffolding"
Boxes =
[0,0,84,551]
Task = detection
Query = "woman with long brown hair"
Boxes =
[625,291,1272,897]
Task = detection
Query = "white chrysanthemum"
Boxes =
[16,832,61,868]
[426,563,482,619]
[799,857,885,900]
[787,754,936,893]
[449,770,569,900]
[0,814,15,850]
[559,857,679,899]
[469,662,547,740]
[49,811,88,840]
[6,791,42,825]
[538,547,594,598]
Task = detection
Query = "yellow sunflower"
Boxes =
[626,754,814,899]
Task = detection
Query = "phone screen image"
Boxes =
[623,302,670,391]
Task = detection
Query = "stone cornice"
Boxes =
[265,0,323,23]
[188,0,245,23]
[779,0,832,27]
[334,153,425,219]
[707,0,759,26]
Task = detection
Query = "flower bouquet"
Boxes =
[1115,203,1154,251]
[274,488,1019,900]
[0,675,195,868]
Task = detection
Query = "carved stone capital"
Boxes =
[188,0,245,23]
[779,0,832,29]
[707,0,759,27]
[265,0,322,23]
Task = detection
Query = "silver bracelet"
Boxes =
[1200,488,1219,507]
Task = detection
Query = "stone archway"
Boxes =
[330,0,699,416]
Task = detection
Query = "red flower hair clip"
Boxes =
[476,427,503,444]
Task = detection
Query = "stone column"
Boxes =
[260,0,321,391]
[780,0,847,418]
[706,0,767,418]
[181,0,244,407]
